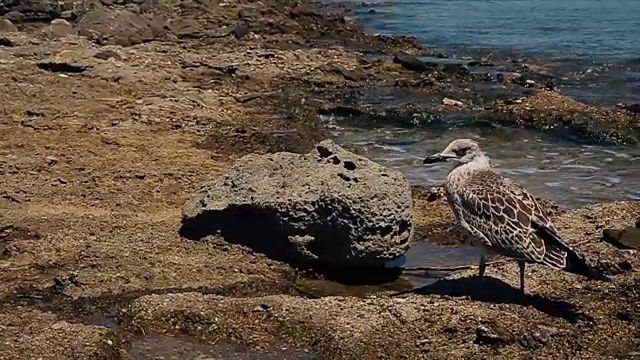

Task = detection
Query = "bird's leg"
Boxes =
[518,260,526,293]
[478,254,487,278]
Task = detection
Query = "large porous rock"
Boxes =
[180,139,413,269]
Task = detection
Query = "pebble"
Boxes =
[442,97,465,107]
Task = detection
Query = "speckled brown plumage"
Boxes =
[423,138,607,292]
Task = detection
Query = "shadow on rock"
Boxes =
[404,276,589,323]
[179,208,404,286]
[180,140,413,286]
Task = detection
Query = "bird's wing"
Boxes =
[455,169,574,266]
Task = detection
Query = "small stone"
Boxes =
[474,321,515,346]
[45,18,74,38]
[442,97,465,107]
[0,19,18,33]
[45,156,59,165]
[602,227,640,250]
[51,321,70,330]
[93,50,121,61]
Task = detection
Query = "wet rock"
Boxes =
[180,139,413,269]
[622,103,640,115]
[442,63,470,77]
[0,18,18,32]
[442,97,465,107]
[392,52,437,72]
[602,227,640,250]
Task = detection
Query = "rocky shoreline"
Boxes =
[1,0,639,359]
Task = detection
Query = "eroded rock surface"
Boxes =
[181,139,413,269]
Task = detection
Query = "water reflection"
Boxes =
[325,115,640,208]
[128,334,319,360]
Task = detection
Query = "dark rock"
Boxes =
[0,37,13,46]
[474,320,515,346]
[36,51,91,73]
[319,64,366,82]
[93,49,121,61]
[232,21,250,40]
[441,63,470,77]
[0,1,61,23]
[623,103,640,114]
[602,227,640,250]
[180,139,413,269]
[3,10,24,23]
[317,105,364,117]
[237,9,257,21]
[233,93,268,103]
[512,75,536,88]
[37,61,87,73]
[392,52,437,73]
[289,5,322,18]
[544,81,557,91]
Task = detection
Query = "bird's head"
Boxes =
[422,138,485,165]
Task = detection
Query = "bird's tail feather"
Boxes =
[561,249,609,282]
[533,220,609,282]
[541,243,609,281]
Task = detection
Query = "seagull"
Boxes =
[422,138,608,292]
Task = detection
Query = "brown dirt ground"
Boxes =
[122,201,640,360]
[1,1,639,359]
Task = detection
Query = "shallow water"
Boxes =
[128,334,319,360]
[325,115,640,208]
[331,0,640,106]
[344,0,640,61]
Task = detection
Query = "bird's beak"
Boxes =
[423,152,455,164]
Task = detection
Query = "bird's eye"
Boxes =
[454,147,470,156]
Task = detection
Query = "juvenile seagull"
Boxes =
[423,138,607,292]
